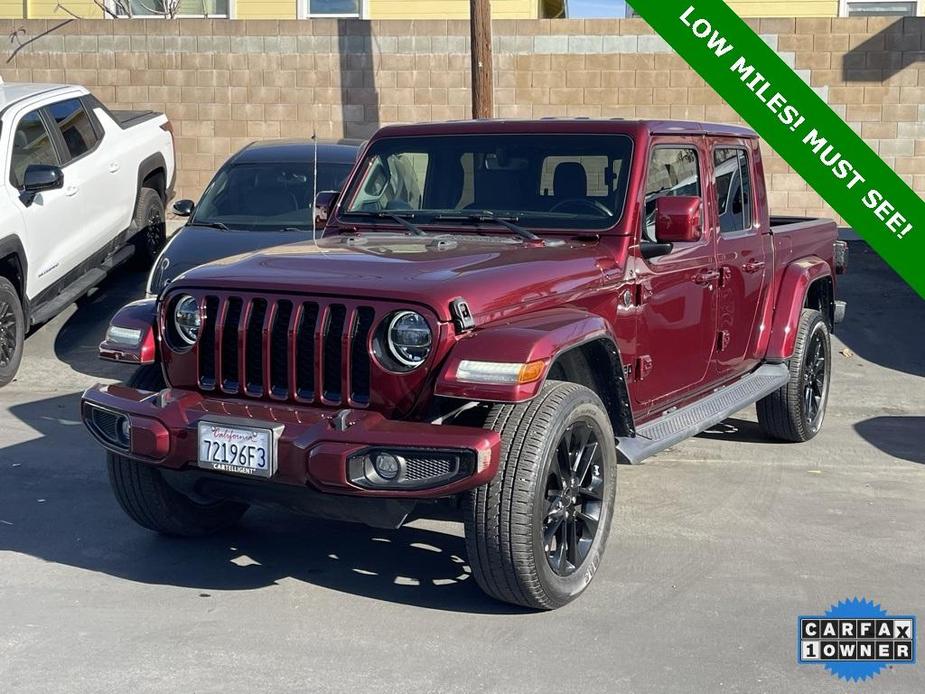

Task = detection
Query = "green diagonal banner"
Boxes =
[631,1,925,299]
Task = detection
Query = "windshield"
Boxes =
[192,161,353,231]
[341,134,634,231]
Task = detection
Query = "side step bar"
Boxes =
[617,363,790,465]
[30,245,135,326]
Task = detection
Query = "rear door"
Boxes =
[710,140,770,381]
[44,97,117,255]
[632,138,718,415]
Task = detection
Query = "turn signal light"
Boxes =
[456,359,546,385]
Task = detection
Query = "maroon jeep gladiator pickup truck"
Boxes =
[82,119,847,610]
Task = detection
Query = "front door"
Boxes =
[6,108,79,300]
[632,140,718,416]
[710,141,770,381]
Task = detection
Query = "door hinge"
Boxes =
[636,355,653,381]
[717,330,731,352]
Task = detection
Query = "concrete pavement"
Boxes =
[0,243,922,693]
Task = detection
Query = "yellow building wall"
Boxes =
[236,1,297,19]
[233,0,538,20]
[0,0,21,19]
[727,0,838,16]
[27,1,105,18]
[368,0,538,19]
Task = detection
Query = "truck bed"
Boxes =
[109,109,160,129]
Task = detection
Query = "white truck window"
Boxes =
[10,111,59,187]
[47,98,100,162]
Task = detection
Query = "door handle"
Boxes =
[108,162,120,173]
[693,269,720,285]
[744,259,766,273]
[64,185,79,197]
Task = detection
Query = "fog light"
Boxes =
[373,452,402,480]
[118,416,132,448]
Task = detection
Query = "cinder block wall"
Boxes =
[1,17,923,219]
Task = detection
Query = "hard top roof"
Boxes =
[371,118,758,140]
[231,139,363,165]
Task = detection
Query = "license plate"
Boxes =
[197,421,276,478]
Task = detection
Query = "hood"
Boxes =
[151,225,315,294]
[170,233,618,322]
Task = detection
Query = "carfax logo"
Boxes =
[798,598,916,681]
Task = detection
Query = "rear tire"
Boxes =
[108,453,248,537]
[0,276,25,388]
[132,187,166,267]
[757,308,831,442]
[463,381,617,610]
[127,363,166,391]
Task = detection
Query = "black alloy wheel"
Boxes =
[543,420,606,577]
[0,276,24,387]
[143,204,165,259]
[802,328,828,433]
[0,298,16,369]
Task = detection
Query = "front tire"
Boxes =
[464,381,618,610]
[0,276,25,388]
[108,453,248,537]
[757,308,831,442]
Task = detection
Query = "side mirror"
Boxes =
[313,190,339,228]
[172,199,195,217]
[655,196,703,244]
[20,164,63,206]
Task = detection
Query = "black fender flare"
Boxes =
[135,152,168,211]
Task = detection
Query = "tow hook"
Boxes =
[331,409,353,431]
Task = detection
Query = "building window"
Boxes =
[306,0,362,17]
[110,1,230,17]
[842,1,918,15]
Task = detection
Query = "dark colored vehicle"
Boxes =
[147,140,359,298]
[83,120,847,610]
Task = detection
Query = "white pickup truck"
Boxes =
[0,82,176,386]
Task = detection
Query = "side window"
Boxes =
[644,147,700,241]
[9,111,59,188]
[47,98,100,162]
[714,147,753,233]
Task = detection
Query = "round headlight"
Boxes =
[387,311,432,368]
[173,294,201,345]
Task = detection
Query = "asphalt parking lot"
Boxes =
[0,242,922,693]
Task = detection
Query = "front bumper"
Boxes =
[81,384,501,500]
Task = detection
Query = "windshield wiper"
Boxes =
[345,211,425,236]
[192,221,229,231]
[432,211,541,243]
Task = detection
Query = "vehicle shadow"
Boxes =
[832,242,925,378]
[0,392,524,615]
[695,417,772,444]
[853,417,924,465]
[51,268,149,381]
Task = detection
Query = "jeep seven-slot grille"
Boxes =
[195,296,374,406]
